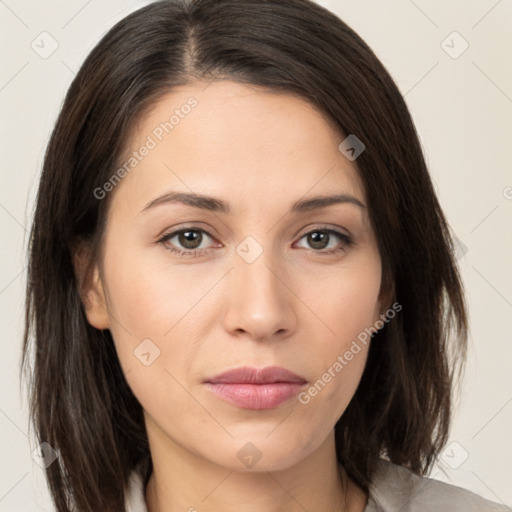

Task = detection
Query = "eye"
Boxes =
[157,227,219,257]
[295,228,353,254]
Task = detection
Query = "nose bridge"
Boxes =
[224,234,295,339]
[237,238,279,297]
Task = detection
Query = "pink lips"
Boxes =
[204,366,307,410]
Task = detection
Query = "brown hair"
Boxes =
[21,0,468,510]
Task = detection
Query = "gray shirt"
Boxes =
[124,458,511,511]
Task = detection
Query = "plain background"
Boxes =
[1,0,511,510]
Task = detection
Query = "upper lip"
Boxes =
[205,366,307,384]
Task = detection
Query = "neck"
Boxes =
[143,421,367,512]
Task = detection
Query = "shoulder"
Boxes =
[365,459,511,512]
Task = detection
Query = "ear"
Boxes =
[71,241,111,330]
[377,267,396,317]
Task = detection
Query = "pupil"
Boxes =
[309,232,327,249]
[180,230,201,249]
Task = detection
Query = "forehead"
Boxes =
[110,80,366,218]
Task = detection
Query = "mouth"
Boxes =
[204,366,307,410]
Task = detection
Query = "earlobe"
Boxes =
[71,242,111,330]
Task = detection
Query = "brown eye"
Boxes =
[158,228,218,256]
[177,230,203,249]
[295,229,353,254]
[307,231,330,250]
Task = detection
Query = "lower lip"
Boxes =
[205,382,306,410]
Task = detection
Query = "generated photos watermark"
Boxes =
[93,97,199,200]
[298,301,402,405]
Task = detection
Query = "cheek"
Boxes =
[102,255,204,418]
[300,254,381,406]
[102,243,210,340]
[307,252,382,346]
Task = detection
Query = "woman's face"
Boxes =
[83,80,384,472]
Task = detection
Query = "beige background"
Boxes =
[1,0,511,509]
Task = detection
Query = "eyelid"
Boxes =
[295,223,352,239]
[155,221,218,240]
[157,226,219,247]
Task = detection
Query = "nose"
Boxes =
[223,244,297,342]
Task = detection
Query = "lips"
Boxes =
[205,365,307,385]
[204,366,307,410]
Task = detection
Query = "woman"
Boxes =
[21,0,510,511]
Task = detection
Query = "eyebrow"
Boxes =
[140,191,366,215]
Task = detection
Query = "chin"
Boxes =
[204,434,315,473]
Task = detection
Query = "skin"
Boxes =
[78,80,388,512]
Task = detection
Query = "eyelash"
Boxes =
[157,226,353,257]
